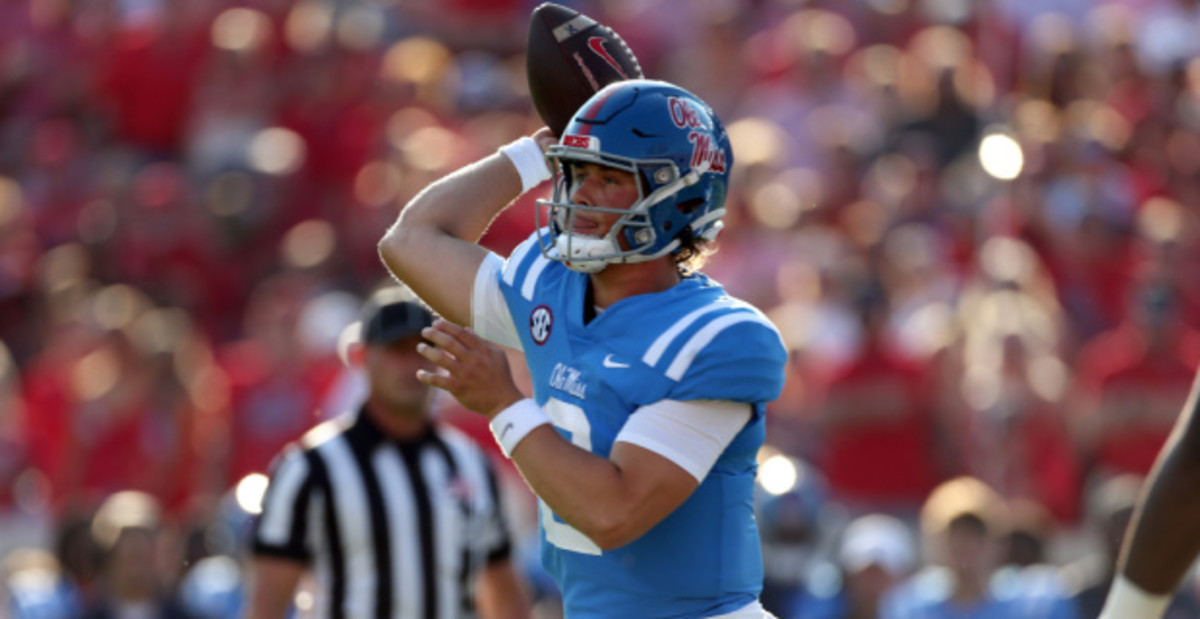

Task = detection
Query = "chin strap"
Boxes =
[556,234,616,273]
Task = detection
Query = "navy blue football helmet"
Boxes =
[537,79,733,273]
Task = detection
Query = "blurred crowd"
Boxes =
[1,0,1200,616]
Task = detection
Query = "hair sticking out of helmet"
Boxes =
[536,79,733,273]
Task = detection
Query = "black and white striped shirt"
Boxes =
[252,407,513,619]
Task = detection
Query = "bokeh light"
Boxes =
[382,37,453,86]
[1138,196,1184,244]
[399,126,459,173]
[336,7,385,51]
[387,107,441,152]
[784,10,856,57]
[748,167,820,230]
[978,129,1024,180]
[0,176,25,227]
[212,8,271,53]
[281,219,337,269]
[759,454,799,496]
[37,243,89,290]
[354,160,403,208]
[285,1,333,53]
[864,153,918,206]
[91,284,148,332]
[249,128,306,176]
[909,26,971,70]
[235,473,270,515]
[727,118,786,168]
[71,346,120,402]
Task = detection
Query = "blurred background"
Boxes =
[1,0,1199,617]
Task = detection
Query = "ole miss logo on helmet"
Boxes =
[668,97,710,130]
[668,97,726,173]
[668,97,726,172]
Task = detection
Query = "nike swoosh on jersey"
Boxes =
[602,354,631,368]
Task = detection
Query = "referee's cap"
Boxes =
[360,287,435,345]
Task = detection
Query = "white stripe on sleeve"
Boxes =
[642,303,728,367]
[521,253,551,301]
[472,252,521,350]
[614,399,751,483]
[665,312,764,381]
[502,239,535,286]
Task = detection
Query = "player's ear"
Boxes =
[338,321,367,368]
[346,342,367,368]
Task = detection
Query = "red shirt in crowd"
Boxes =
[217,340,340,486]
[97,20,211,154]
[815,341,943,509]
[1074,323,1200,476]
[20,331,201,516]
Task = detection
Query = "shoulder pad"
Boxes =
[643,302,787,402]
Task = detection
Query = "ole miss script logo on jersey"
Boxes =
[668,97,727,173]
[530,305,553,345]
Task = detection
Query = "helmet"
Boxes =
[537,79,733,273]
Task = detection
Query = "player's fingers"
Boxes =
[432,318,490,352]
[533,127,557,145]
[416,342,457,368]
[421,321,472,357]
[416,368,453,390]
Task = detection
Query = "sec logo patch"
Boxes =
[530,305,553,345]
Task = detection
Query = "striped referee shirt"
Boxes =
[252,406,513,619]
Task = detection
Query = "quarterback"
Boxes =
[379,79,787,618]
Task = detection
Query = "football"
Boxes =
[526,2,644,136]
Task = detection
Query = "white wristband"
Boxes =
[489,398,550,458]
[1099,575,1171,619]
[498,137,552,194]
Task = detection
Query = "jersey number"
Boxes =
[540,398,603,555]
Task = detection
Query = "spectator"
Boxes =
[881,476,1078,618]
[84,491,193,618]
[787,513,918,619]
[1071,280,1200,480]
[214,272,340,488]
[3,547,83,618]
[814,279,949,519]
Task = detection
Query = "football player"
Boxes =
[379,79,788,618]
[1100,368,1200,619]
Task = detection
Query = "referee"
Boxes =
[246,288,531,619]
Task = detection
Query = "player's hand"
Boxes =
[533,127,557,176]
[416,319,525,418]
[533,126,557,148]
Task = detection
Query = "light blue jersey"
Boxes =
[475,231,788,618]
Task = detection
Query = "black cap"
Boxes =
[360,288,435,345]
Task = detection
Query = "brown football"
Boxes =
[526,2,644,136]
